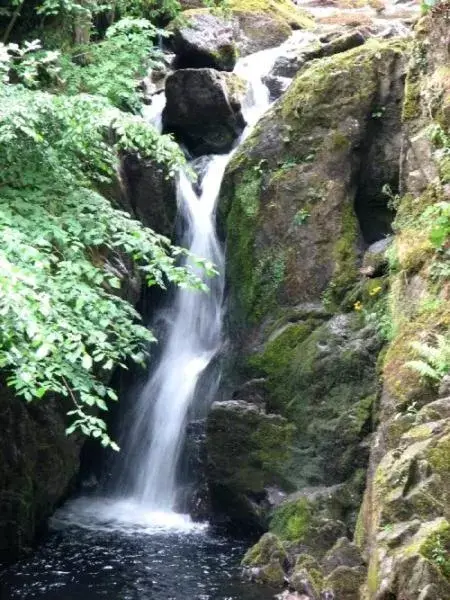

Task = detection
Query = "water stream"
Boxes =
[0,38,304,600]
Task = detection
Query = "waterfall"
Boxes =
[57,42,299,533]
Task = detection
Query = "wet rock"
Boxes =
[290,567,320,598]
[324,565,365,600]
[120,154,176,237]
[262,74,291,102]
[269,486,354,558]
[271,31,366,79]
[231,378,268,407]
[163,68,246,156]
[0,385,81,562]
[170,3,315,68]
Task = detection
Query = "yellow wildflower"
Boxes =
[354,301,363,311]
[369,286,382,296]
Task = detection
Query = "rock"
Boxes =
[270,31,366,79]
[0,384,81,562]
[262,73,292,102]
[231,378,268,406]
[324,565,365,600]
[206,400,295,530]
[171,12,237,70]
[242,532,289,588]
[120,154,176,237]
[169,3,315,68]
[233,10,292,56]
[361,236,393,277]
[269,486,353,557]
[163,68,246,156]
[290,567,321,598]
[321,537,364,575]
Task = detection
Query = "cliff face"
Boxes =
[208,8,450,600]
[358,14,450,600]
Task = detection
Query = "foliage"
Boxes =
[58,17,164,112]
[406,334,450,381]
[0,36,214,447]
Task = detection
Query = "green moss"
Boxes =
[270,497,313,541]
[249,321,319,378]
[227,0,315,29]
[281,40,406,140]
[428,434,450,477]
[323,200,360,310]
[402,76,421,121]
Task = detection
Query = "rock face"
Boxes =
[356,15,450,599]
[120,154,177,238]
[207,37,408,598]
[0,386,81,562]
[163,68,246,155]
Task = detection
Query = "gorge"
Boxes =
[0,1,449,600]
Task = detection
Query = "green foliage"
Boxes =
[0,33,214,447]
[406,334,450,381]
[293,208,310,226]
[58,17,163,112]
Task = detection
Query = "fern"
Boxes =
[406,334,450,382]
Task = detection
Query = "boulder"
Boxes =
[171,12,237,71]
[269,486,352,557]
[206,400,295,531]
[169,3,315,69]
[271,31,366,79]
[324,565,365,600]
[0,384,81,562]
[321,537,364,575]
[120,154,176,238]
[242,532,289,588]
[163,68,246,156]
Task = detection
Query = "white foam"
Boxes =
[51,497,208,535]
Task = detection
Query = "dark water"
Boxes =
[0,499,274,600]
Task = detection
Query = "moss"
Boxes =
[281,40,406,140]
[270,497,313,541]
[249,321,320,378]
[402,76,421,122]
[225,167,262,325]
[324,200,360,310]
[227,0,315,29]
[179,0,314,30]
[428,434,450,477]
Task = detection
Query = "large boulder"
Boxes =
[163,68,246,155]
[206,399,295,531]
[120,154,177,238]
[171,11,237,71]
[169,2,315,69]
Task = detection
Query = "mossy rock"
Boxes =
[324,565,365,600]
[206,400,295,529]
[248,313,381,486]
[242,532,288,588]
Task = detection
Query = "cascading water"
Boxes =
[115,155,228,510]
[108,44,291,519]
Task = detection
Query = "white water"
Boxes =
[59,40,303,533]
